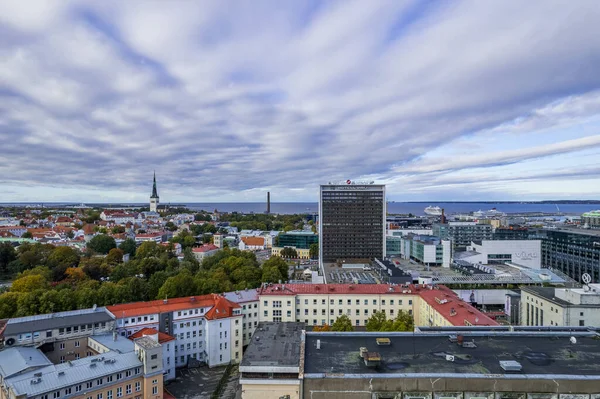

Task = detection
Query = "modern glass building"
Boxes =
[433,222,493,248]
[278,231,318,249]
[319,182,386,264]
[539,228,600,283]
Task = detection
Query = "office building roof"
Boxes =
[222,289,260,304]
[304,332,600,377]
[129,328,175,344]
[3,307,113,336]
[107,294,238,318]
[3,350,142,397]
[240,322,304,372]
[259,283,418,296]
[0,347,52,378]
[418,286,499,326]
[89,333,135,353]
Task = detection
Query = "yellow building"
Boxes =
[270,247,311,259]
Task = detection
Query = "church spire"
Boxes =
[151,171,159,199]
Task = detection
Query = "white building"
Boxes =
[107,294,242,368]
[239,236,266,251]
[521,284,600,327]
[223,289,260,346]
[465,239,542,269]
[192,244,220,261]
[128,328,176,381]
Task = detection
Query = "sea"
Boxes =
[1,202,598,216]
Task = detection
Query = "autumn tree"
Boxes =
[313,324,331,332]
[106,248,124,266]
[11,274,48,292]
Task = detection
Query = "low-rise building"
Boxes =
[433,221,493,248]
[135,232,165,244]
[0,334,164,399]
[191,244,220,261]
[107,294,242,368]
[240,325,600,399]
[222,289,260,347]
[582,209,600,229]
[399,234,451,267]
[129,329,176,381]
[464,239,542,269]
[239,236,266,251]
[271,246,310,259]
[521,284,600,327]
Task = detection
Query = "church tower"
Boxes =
[150,171,159,212]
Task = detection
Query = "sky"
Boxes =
[2,0,600,203]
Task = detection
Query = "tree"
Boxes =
[262,256,289,281]
[280,247,298,259]
[309,243,319,259]
[0,292,19,319]
[365,310,414,332]
[11,274,48,292]
[313,324,331,332]
[331,314,354,331]
[87,235,116,254]
[111,225,126,234]
[21,231,33,239]
[136,241,164,259]
[81,258,111,280]
[158,271,197,299]
[64,267,87,284]
[106,248,124,266]
[365,311,388,331]
[164,222,178,232]
[47,247,80,280]
[0,243,17,276]
[119,238,137,258]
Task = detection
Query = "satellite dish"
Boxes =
[570,336,577,344]
[582,273,592,284]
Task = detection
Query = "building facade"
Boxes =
[277,231,318,249]
[433,222,493,248]
[319,183,386,264]
[582,210,600,229]
[399,234,451,267]
[222,290,260,347]
[107,295,242,368]
[520,284,600,327]
[540,228,600,283]
[466,239,542,269]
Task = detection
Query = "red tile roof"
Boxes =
[259,283,419,296]
[241,236,265,246]
[192,244,219,253]
[136,232,163,238]
[107,294,240,320]
[204,296,240,320]
[418,286,499,327]
[129,328,175,343]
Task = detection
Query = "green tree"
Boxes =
[0,243,17,276]
[280,247,298,259]
[164,222,178,232]
[119,238,137,258]
[106,248,124,266]
[148,271,170,299]
[87,235,117,254]
[11,274,48,292]
[136,241,164,259]
[0,292,20,318]
[81,257,111,280]
[331,314,354,331]
[21,231,33,239]
[262,256,289,281]
[47,246,80,281]
[158,270,197,299]
[365,311,388,331]
[309,243,319,259]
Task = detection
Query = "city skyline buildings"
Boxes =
[2,2,600,203]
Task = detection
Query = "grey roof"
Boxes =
[134,336,161,349]
[89,334,135,353]
[304,332,600,376]
[522,286,573,306]
[4,307,114,336]
[0,347,52,378]
[223,289,259,304]
[4,350,142,397]
[240,322,304,369]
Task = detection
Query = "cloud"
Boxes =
[1,0,600,202]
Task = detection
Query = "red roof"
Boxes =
[129,328,175,343]
[136,232,163,238]
[241,236,265,246]
[107,294,240,319]
[192,244,219,253]
[204,296,240,320]
[259,283,419,296]
[418,286,499,327]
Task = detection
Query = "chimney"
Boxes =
[267,192,271,214]
[441,208,446,224]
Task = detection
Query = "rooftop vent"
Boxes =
[34,372,42,377]
[58,371,65,376]
[448,334,458,343]
[500,360,522,372]
[90,363,97,368]
[376,338,391,346]
[30,378,42,385]
[316,339,321,350]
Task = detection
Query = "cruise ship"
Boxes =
[473,208,506,218]
[424,206,443,216]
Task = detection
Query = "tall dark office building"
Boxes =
[540,228,600,283]
[319,182,386,264]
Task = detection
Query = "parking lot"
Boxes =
[322,262,383,284]
[165,365,240,399]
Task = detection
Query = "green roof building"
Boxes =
[582,210,600,229]
[278,231,318,249]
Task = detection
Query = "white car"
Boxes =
[363,266,372,271]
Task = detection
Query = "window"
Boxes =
[347,299,351,305]
[65,388,71,395]
[126,370,132,377]
[107,376,113,383]
[235,340,239,347]
[330,299,334,305]
[382,300,386,305]
[356,309,360,315]
[116,373,122,380]
[287,300,291,306]
[60,356,65,363]
[60,343,65,350]
[116,387,122,398]
[219,355,223,362]
[580,320,585,326]
[364,300,368,305]
[96,378,103,386]
[75,385,82,393]
[273,301,282,308]
[126,384,132,395]
[107,390,113,399]
[87,382,93,389]
[135,382,141,392]
[220,343,222,350]
[75,341,80,347]
[263,300,268,307]
[152,387,158,395]
[53,391,60,398]
[364,309,369,315]
[150,354,158,360]
[304,299,308,305]
[97,394,103,399]
[580,312,584,316]
[46,331,52,338]
[321,299,325,305]
[373,300,377,305]
[390,300,395,305]
[264,310,268,317]
[408,300,412,305]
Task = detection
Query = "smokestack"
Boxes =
[267,192,271,214]
[441,208,446,224]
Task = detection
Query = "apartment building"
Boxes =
[0,307,115,364]
[222,289,260,347]
[107,294,242,368]
[0,335,163,399]
[433,222,493,248]
[257,283,497,328]
[521,284,600,327]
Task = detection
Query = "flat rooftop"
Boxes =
[304,332,600,376]
[240,322,304,370]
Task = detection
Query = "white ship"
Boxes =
[473,208,505,218]
[424,206,443,216]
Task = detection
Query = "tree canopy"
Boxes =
[87,234,117,254]
[365,310,414,332]
[331,314,354,331]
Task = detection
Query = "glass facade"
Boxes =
[278,232,318,249]
[320,184,385,262]
[433,223,493,248]
[540,229,600,283]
